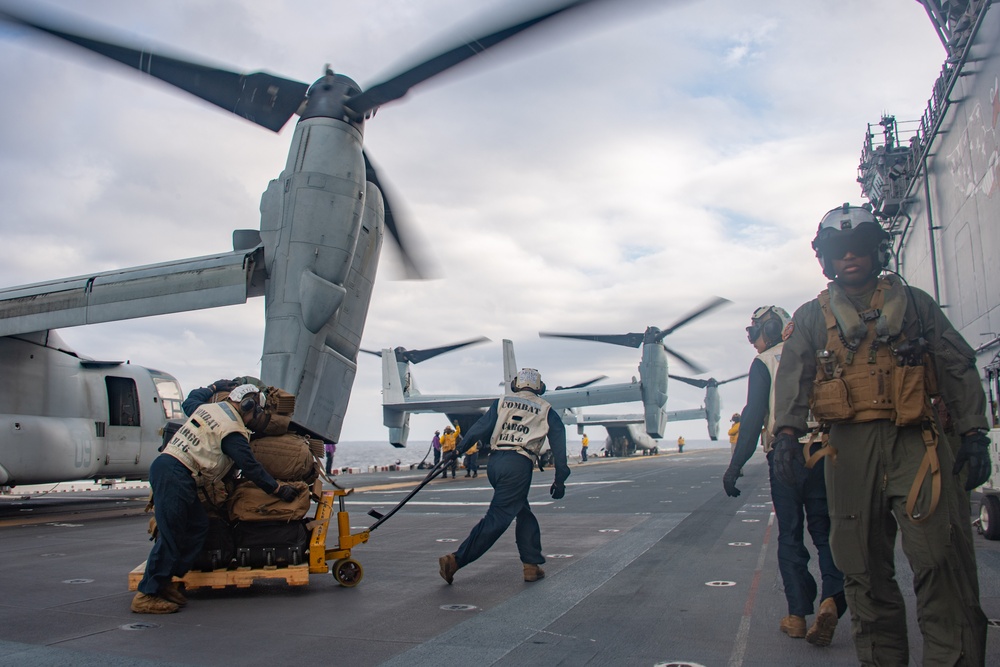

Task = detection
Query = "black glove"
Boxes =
[550,481,565,500]
[722,466,742,498]
[772,431,805,488]
[274,484,300,503]
[209,379,239,394]
[953,431,992,491]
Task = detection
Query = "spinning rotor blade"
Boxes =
[539,332,645,349]
[0,9,309,132]
[653,296,731,342]
[716,373,749,386]
[362,337,490,365]
[345,0,607,117]
[554,375,608,390]
[661,345,707,375]
[668,374,709,389]
[363,151,429,279]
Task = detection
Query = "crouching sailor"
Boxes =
[131,381,301,614]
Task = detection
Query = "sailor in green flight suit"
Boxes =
[771,204,990,666]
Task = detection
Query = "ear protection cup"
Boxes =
[762,317,782,345]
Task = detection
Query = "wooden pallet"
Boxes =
[129,561,311,591]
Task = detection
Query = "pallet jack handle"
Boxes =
[367,458,449,531]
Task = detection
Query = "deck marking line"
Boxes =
[728,511,775,667]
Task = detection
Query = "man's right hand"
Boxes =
[274,484,300,503]
[772,431,805,488]
[722,466,741,497]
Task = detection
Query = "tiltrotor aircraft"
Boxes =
[376,297,735,449]
[0,0,637,487]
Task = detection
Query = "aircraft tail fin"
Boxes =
[502,339,517,393]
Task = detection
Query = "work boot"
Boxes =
[806,597,839,647]
[779,615,806,638]
[523,563,545,582]
[439,553,458,584]
[159,581,187,606]
[131,592,179,614]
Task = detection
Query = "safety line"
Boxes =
[727,510,775,667]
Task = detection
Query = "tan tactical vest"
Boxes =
[490,391,552,462]
[756,342,782,453]
[163,402,250,485]
[810,278,935,426]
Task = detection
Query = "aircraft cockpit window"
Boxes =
[151,372,185,421]
[106,376,141,427]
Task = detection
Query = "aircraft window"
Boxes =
[151,373,185,421]
[106,376,141,427]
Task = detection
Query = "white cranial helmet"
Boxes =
[511,368,545,394]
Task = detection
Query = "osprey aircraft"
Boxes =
[0,0,639,487]
[375,297,735,448]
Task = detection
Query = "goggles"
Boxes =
[746,324,763,343]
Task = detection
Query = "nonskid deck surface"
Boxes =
[2,448,998,666]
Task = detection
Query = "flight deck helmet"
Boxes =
[812,203,891,280]
[511,368,546,395]
[746,306,791,348]
[228,384,270,432]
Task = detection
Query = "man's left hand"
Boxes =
[722,466,741,497]
[953,431,992,491]
[550,482,565,500]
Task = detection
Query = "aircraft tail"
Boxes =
[382,352,410,447]
[502,339,517,393]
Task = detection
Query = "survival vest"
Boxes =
[490,391,552,462]
[808,276,941,523]
[756,341,783,453]
[810,277,936,426]
[163,402,250,485]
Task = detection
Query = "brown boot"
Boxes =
[779,615,806,638]
[131,592,179,614]
[439,553,458,584]
[523,563,545,582]
[806,597,839,647]
[159,581,187,606]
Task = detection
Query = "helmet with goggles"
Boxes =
[746,305,791,347]
[812,203,891,280]
[511,368,546,395]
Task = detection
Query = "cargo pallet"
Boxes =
[129,488,371,590]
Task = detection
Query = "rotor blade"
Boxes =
[402,337,491,365]
[654,296,732,341]
[539,332,644,348]
[344,0,605,116]
[1,9,308,132]
[662,344,707,375]
[363,151,430,279]
[668,374,709,389]
[359,348,383,358]
[554,375,608,390]
[717,373,749,386]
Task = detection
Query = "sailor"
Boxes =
[440,426,458,479]
[771,204,990,665]
[727,413,740,454]
[131,381,302,614]
[438,368,569,584]
[722,306,845,645]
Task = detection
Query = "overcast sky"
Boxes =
[0,0,947,447]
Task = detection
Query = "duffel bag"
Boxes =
[227,480,311,522]
[250,433,315,482]
[232,519,309,568]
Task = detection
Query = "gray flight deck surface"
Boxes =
[2,447,998,666]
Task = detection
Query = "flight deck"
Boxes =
[2,447,998,667]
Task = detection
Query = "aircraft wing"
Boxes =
[387,394,498,414]
[566,406,708,426]
[544,381,643,411]
[0,245,265,337]
[665,407,708,422]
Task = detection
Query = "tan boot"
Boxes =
[523,563,545,582]
[159,581,187,606]
[805,597,839,647]
[779,615,806,638]
[439,553,458,584]
[131,592,179,614]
